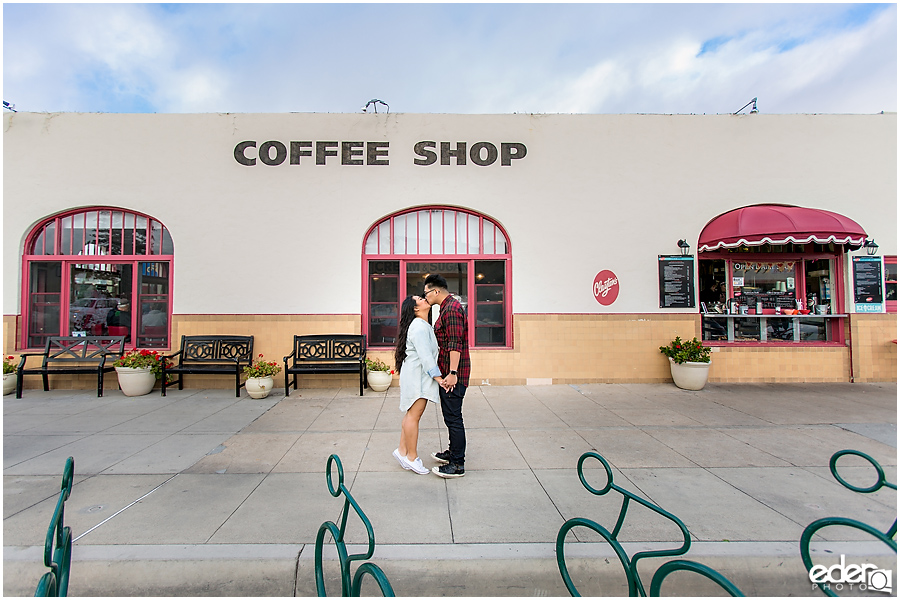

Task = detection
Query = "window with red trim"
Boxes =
[885,256,897,314]
[698,244,847,344]
[363,207,511,348]
[21,208,173,350]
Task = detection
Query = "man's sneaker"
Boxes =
[402,456,430,475]
[431,450,451,465]
[432,463,465,478]
[392,448,409,470]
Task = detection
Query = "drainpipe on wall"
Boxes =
[847,314,855,383]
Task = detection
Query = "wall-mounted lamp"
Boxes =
[677,239,691,256]
[864,239,879,256]
[733,97,758,115]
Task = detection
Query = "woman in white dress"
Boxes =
[392,295,445,475]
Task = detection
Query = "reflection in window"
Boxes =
[369,262,399,345]
[475,261,505,345]
[23,208,173,349]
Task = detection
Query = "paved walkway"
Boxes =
[4,382,897,596]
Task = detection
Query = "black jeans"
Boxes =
[439,382,467,465]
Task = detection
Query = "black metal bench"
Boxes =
[283,335,367,397]
[16,336,126,398]
[161,335,254,397]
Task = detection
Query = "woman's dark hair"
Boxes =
[394,296,418,374]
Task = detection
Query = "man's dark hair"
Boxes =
[424,273,448,290]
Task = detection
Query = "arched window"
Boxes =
[22,208,173,349]
[363,207,511,348]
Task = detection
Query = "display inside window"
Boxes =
[804,259,834,315]
[732,261,799,312]
[701,256,839,343]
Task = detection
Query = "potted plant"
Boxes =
[114,349,171,397]
[243,354,282,399]
[365,357,394,392]
[3,355,17,396]
[659,336,712,390]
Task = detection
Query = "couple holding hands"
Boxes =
[391,274,469,478]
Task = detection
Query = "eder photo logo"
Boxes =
[809,555,893,594]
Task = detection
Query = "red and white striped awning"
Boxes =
[698,204,867,252]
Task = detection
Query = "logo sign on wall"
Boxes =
[593,270,619,306]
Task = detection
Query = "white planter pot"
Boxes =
[367,370,392,392]
[668,357,710,391]
[245,376,275,399]
[115,367,156,397]
[3,373,16,396]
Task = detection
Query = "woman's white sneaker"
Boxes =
[392,448,410,470]
[402,456,430,475]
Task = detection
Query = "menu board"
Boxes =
[658,256,695,308]
[853,256,884,313]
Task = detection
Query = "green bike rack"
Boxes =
[800,449,897,597]
[35,457,75,597]
[314,454,394,597]
[556,451,743,597]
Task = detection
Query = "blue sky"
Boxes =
[3,3,896,114]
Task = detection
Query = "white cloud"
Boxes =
[2,4,895,115]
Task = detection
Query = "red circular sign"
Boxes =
[593,270,619,305]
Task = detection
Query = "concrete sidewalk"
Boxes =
[3,382,897,596]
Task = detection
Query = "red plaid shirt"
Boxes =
[434,295,470,386]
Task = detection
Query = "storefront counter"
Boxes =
[702,314,847,343]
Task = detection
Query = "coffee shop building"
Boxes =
[3,111,896,389]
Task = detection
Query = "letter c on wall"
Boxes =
[234,141,257,166]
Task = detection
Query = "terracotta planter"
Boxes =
[245,376,275,399]
[367,370,392,392]
[3,373,15,396]
[668,357,710,391]
[115,366,156,397]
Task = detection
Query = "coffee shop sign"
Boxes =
[233,140,527,167]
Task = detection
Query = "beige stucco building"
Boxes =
[3,111,896,389]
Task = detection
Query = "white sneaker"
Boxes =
[392,448,410,470]
[402,455,430,475]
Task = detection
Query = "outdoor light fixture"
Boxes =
[733,97,758,115]
[362,99,390,114]
[864,239,879,255]
[677,239,691,256]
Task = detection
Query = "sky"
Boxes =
[2,3,897,115]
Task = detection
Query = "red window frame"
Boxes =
[698,249,847,345]
[885,255,897,314]
[361,206,512,349]
[20,208,174,351]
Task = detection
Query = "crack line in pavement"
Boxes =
[73,473,180,542]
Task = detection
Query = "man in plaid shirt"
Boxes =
[423,273,470,478]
